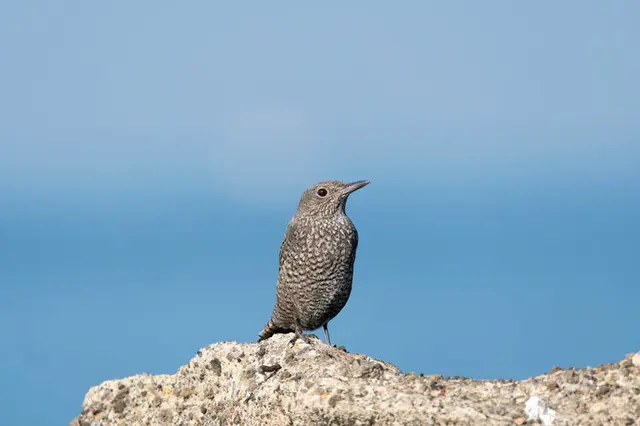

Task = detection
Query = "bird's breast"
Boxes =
[286,219,357,279]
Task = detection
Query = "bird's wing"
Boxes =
[272,219,304,324]
[278,219,300,270]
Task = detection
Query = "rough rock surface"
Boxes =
[71,334,640,425]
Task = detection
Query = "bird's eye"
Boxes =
[317,188,328,197]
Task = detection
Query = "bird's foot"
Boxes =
[289,335,312,346]
[289,327,312,346]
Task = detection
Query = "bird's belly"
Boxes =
[298,277,352,330]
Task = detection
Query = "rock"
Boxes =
[596,384,612,397]
[525,396,556,426]
[70,335,640,425]
[632,352,640,368]
[547,381,559,391]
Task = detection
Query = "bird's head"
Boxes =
[295,180,370,218]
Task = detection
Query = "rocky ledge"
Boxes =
[71,334,639,425]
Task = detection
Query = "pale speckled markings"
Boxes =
[258,180,369,345]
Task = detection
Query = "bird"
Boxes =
[258,180,370,346]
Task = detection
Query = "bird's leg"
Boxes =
[289,321,311,346]
[322,323,332,346]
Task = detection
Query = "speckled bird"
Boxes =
[258,180,370,345]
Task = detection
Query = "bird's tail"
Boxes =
[257,318,292,342]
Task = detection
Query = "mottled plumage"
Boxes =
[258,180,369,345]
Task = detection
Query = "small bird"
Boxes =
[258,180,370,346]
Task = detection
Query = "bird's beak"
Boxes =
[342,180,370,195]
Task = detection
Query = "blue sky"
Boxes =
[1,2,639,425]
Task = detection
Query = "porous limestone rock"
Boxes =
[71,335,640,425]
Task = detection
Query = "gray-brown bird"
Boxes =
[258,180,369,346]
